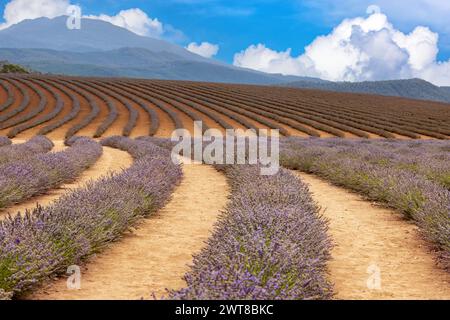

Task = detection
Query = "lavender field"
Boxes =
[0,135,449,301]
[281,138,450,267]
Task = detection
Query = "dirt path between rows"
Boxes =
[29,162,229,300]
[296,172,450,300]
[0,141,133,220]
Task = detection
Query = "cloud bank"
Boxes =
[186,42,219,58]
[233,9,450,86]
[0,0,70,29]
[84,9,163,38]
[0,0,166,38]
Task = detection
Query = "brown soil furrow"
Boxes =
[43,82,79,141]
[0,81,23,136]
[152,104,176,137]
[65,84,109,138]
[29,161,229,300]
[13,80,57,139]
[48,80,91,140]
[0,82,7,103]
[127,98,152,138]
[0,79,30,133]
[296,172,450,300]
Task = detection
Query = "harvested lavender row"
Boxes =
[0,136,11,147]
[139,81,235,131]
[281,138,450,266]
[0,78,47,131]
[104,81,160,136]
[0,136,53,165]
[54,78,100,139]
[0,137,182,298]
[7,78,65,138]
[0,79,14,112]
[126,81,212,134]
[170,165,332,300]
[70,79,118,138]
[0,79,30,123]
[37,78,81,137]
[117,81,185,130]
[0,137,102,209]
[87,80,139,136]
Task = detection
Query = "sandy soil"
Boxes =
[0,141,133,220]
[296,172,450,300]
[28,161,229,300]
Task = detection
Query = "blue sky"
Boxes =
[1,0,450,84]
[60,0,450,63]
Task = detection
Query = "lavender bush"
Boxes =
[282,138,450,189]
[281,138,450,267]
[170,165,332,300]
[0,136,11,147]
[0,136,53,165]
[0,137,182,298]
[0,137,102,209]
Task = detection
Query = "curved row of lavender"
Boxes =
[0,137,102,210]
[0,137,182,299]
[284,138,450,189]
[170,165,332,300]
[0,80,14,112]
[0,136,53,166]
[281,138,450,267]
[0,136,11,147]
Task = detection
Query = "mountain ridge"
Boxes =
[283,78,450,104]
[0,16,449,104]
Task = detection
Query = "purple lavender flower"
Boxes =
[0,137,182,298]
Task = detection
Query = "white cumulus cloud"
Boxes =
[0,0,166,38]
[186,42,219,58]
[233,9,450,86]
[0,0,71,30]
[84,9,163,38]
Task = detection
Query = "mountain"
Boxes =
[0,16,205,61]
[1,16,450,104]
[0,17,312,85]
[284,78,450,104]
[0,47,316,84]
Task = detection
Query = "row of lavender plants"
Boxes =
[169,164,332,300]
[281,138,450,267]
[0,136,11,147]
[0,136,54,166]
[0,137,102,210]
[0,137,182,299]
[282,138,450,189]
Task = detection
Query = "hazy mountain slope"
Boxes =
[284,78,450,104]
[0,17,315,84]
[0,48,310,84]
[0,17,207,61]
[1,16,449,102]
